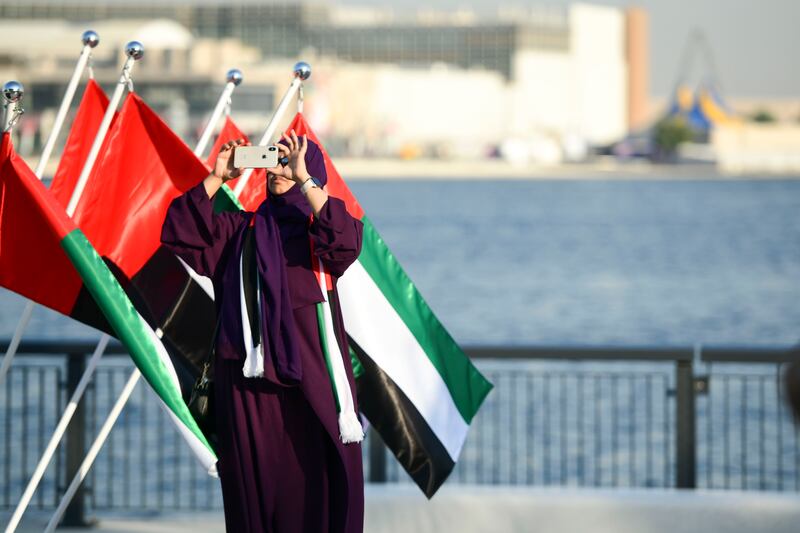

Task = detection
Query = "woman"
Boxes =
[161,132,364,532]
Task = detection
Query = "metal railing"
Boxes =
[417,346,799,491]
[0,339,798,526]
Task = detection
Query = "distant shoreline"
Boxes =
[334,158,800,180]
[35,157,800,182]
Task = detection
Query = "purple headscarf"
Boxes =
[247,138,328,384]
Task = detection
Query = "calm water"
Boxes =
[0,178,798,347]
[350,178,800,347]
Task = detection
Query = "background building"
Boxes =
[0,1,645,164]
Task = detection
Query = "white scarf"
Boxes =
[238,246,363,444]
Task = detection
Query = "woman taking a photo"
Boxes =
[161,132,364,533]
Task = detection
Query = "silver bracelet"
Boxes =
[300,176,319,195]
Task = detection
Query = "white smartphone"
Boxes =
[233,145,279,169]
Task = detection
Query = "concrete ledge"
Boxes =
[7,485,800,532]
[365,484,800,533]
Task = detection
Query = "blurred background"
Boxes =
[0,1,799,532]
[1,0,799,172]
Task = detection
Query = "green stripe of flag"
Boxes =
[356,216,493,423]
[60,228,214,454]
[213,183,244,213]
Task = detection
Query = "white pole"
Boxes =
[0,81,26,385]
[35,31,100,179]
[2,336,110,533]
[232,61,311,197]
[0,33,99,387]
[297,83,304,114]
[2,101,16,133]
[42,71,245,531]
[0,81,27,384]
[43,368,141,533]
[193,69,242,158]
[194,82,233,157]
[66,42,143,216]
[0,304,33,386]
[3,42,144,533]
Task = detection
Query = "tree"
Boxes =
[652,117,694,162]
[750,108,776,123]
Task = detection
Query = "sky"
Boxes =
[344,0,800,99]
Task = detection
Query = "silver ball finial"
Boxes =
[293,61,311,81]
[3,81,24,103]
[226,69,243,86]
[81,30,99,48]
[125,41,145,60]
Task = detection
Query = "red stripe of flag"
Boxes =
[71,93,209,279]
[0,133,82,314]
[50,79,111,208]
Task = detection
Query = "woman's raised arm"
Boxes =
[160,140,249,278]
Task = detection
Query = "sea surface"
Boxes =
[1,178,799,347]
[352,178,800,347]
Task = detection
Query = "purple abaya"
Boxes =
[161,180,364,533]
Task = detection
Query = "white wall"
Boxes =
[509,50,574,137]
[317,63,508,157]
[306,3,630,158]
[569,3,629,144]
[506,4,628,147]
[713,123,800,174]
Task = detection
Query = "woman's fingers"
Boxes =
[220,138,246,152]
[277,143,290,155]
[282,133,295,153]
[290,130,300,152]
[298,134,308,157]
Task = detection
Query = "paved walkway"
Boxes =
[7,485,800,532]
[14,514,225,533]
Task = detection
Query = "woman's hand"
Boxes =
[213,138,249,182]
[204,138,248,199]
[268,130,311,184]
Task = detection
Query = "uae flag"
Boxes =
[56,91,220,405]
[28,88,221,445]
[0,132,217,473]
[286,113,493,497]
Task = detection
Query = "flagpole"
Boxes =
[0,82,27,388]
[0,32,99,388]
[2,81,24,133]
[3,42,144,533]
[43,369,141,533]
[36,30,100,178]
[66,40,143,215]
[194,68,242,158]
[232,61,311,197]
[43,70,246,531]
